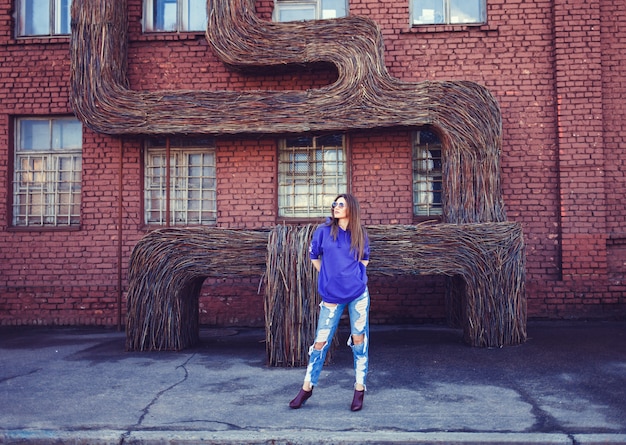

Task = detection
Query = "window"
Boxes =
[273,0,347,22]
[413,130,442,217]
[411,0,485,25]
[13,117,82,227]
[278,134,347,218]
[144,137,217,225]
[17,0,71,37]
[143,0,208,32]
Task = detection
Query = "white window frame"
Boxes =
[13,117,82,227]
[278,134,347,218]
[144,137,217,226]
[412,130,443,217]
[273,0,348,22]
[143,0,208,32]
[410,0,486,26]
[17,0,72,37]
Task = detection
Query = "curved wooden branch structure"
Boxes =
[70,0,506,223]
[127,223,526,355]
[125,228,268,351]
[69,0,527,354]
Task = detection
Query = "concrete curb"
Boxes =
[3,430,626,445]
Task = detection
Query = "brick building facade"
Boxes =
[1,0,625,328]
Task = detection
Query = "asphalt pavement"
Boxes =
[1,321,625,444]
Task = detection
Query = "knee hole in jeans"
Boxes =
[352,333,365,345]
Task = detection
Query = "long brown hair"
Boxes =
[329,193,368,261]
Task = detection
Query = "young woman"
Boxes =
[289,193,370,411]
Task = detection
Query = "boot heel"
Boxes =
[350,389,364,411]
[289,388,313,409]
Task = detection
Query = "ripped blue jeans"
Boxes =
[304,288,370,389]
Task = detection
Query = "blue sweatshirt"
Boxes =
[309,223,370,304]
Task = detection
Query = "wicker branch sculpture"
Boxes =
[70,0,506,223]
[125,228,269,351]
[126,223,526,358]
[69,0,527,354]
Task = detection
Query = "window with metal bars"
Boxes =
[278,134,347,218]
[413,129,443,217]
[13,117,82,227]
[144,137,217,226]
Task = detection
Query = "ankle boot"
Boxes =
[350,389,365,411]
[289,388,313,409]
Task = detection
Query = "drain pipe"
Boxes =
[165,137,171,227]
[117,138,124,331]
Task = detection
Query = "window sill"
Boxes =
[133,31,207,42]
[7,225,81,232]
[140,223,218,232]
[11,35,70,45]
[412,216,442,224]
[402,23,498,34]
[277,217,327,226]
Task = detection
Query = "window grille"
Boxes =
[278,134,347,218]
[144,137,217,225]
[13,118,82,227]
[413,130,443,217]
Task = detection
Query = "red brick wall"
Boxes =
[351,131,414,225]
[602,0,626,287]
[1,0,625,327]
[216,138,276,228]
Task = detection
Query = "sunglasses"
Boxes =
[331,202,346,209]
